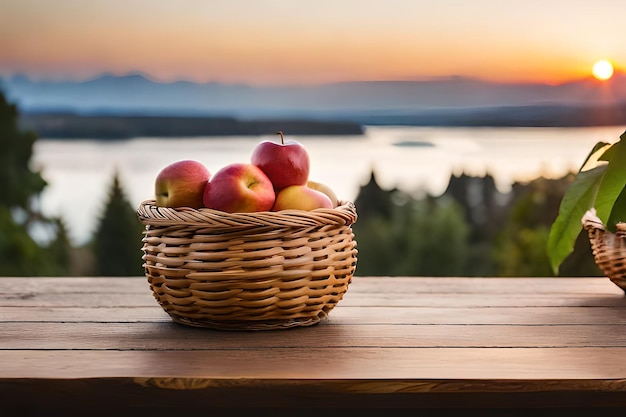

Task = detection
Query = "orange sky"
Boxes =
[1,0,624,85]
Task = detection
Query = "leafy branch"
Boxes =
[547,130,626,275]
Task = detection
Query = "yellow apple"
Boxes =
[154,160,211,209]
[307,180,339,208]
[272,185,333,211]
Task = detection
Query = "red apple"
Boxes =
[154,160,211,209]
[251,131,310,192]
[307,180,339,208]
[272,185,333,211]
[203,163,275,213]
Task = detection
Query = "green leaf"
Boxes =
[586,141,613,166]
[547,165,605,275]
[594,136,626,228]
[598,142,615,162]
[607,185,626,228]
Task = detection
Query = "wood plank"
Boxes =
[1,276,621,295]
[4,305,626,325]
[3,377,626,411]
[5,380,626,411]
[2,348,626,380]
[2,322,626,349]
[0,306,171,322]
[3,290,624,307]
[340,292,626,307]
[0,276,149,294]
[348,276,622,294]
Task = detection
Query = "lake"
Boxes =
[32,125,626,245]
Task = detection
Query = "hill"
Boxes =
[3,72,626,127]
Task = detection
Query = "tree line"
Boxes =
[0,90,601,277]
[352,170,601,277]
[19,113,363,139]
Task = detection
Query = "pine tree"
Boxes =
[47,218,72,276]
[92,170,145,276]
[0,91,47,210]
[0,89,70,276]
[353,169,399,220]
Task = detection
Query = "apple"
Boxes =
[154,159,211,208]
[307,180,339,208]
[251,131,310,192]
[272,184,333,211]
[203,162,275,213]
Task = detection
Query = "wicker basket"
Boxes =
[136,199,358,330]
[582,208,626,292]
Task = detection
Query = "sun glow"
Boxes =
[592,59,614,81]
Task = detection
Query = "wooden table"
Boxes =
[2,276,626,415]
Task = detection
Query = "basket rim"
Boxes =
[137,199,357,229]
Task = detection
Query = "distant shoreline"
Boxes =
[18,103,626,141]
[19,114,365,140]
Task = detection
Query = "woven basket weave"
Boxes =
[136,199,358,330]
[582,209,626,292]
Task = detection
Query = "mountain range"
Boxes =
[2,72,626,126]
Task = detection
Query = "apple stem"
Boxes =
[276,130,284,145]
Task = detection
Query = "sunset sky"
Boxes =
[1,0,625,86]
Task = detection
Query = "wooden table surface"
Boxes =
[2,276,626,415]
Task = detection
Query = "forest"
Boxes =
[0,90,602,277]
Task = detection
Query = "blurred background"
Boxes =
[1,0,625,277]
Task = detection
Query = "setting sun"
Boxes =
[592,59,614,81]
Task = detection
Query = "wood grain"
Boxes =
[1,276,626,412]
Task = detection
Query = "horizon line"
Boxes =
[2,70,617,88]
